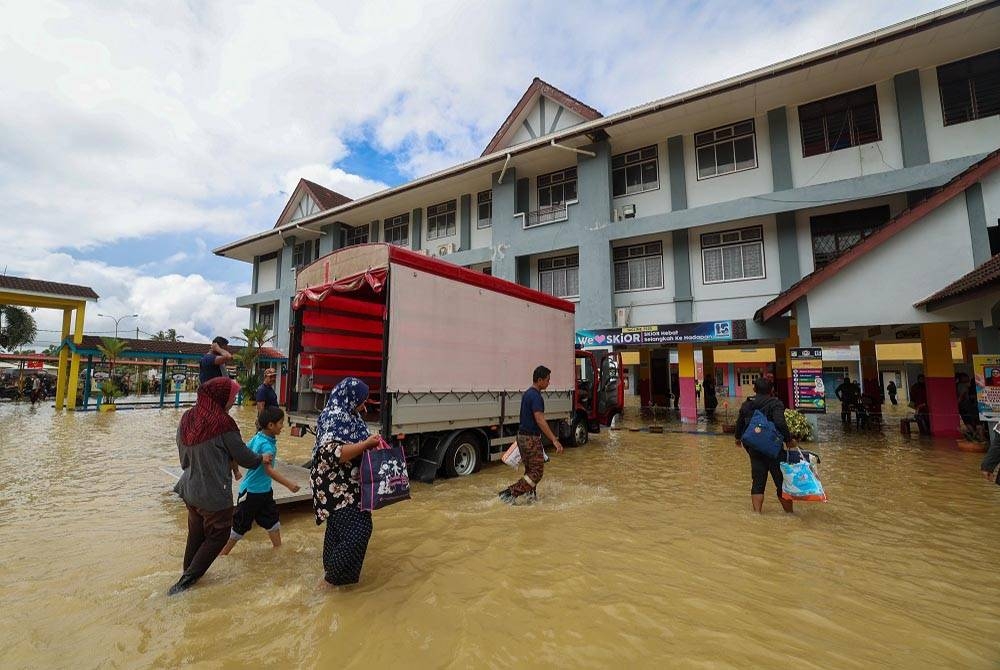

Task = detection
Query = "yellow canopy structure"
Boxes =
[0,276,98,410]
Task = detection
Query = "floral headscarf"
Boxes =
[315,377,370,452]
[179,377,240,446]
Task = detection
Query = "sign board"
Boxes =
[973,355,1000,422]
[26,359,44,370]
[171,373,187,383]
[790,347,826,414]
[171,365,189,375]
[576,320,742,347]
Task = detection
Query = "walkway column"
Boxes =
[65,302,86,410]
[54,309,72,410]
[859,339,880,403]
[774,324,799,407]
[678,343,697,422]
[638,348,651,408]
[701,347,715,407]
[727,363,737,397]
[963,336,978,365]
[921,323,959,437]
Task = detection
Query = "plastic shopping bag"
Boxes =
[359,437,411,511]
[780,452,828,502]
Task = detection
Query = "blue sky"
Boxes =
[0,0,955,347]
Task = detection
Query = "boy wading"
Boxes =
[499,365,563,504]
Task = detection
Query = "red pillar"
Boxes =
[921,323,959,438]
[678,343,697,423]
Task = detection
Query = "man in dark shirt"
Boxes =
[835,376,859,425]
[199,336,234,385]
[735,376,795,514]
[255,368,279,413]
[498,365,564,504]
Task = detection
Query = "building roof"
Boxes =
[0,275,99,300]
[481,77,603,156]
[215,0,1000,261]
[754,148,1000,323]
[915,253,1000,311]
[68,336,285,361]
[272,178,352,229]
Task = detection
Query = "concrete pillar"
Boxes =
[459,193,472,251]
[410,208,423,251]
[859,339,879,401]
[678,343,697,422]
[490,167,518,282]
[963,336,978,365]
[65,303,86,410]
[701,347,715,382]
[728,362,737,397]
[54,309,72,410]
[892,69,930,168]
[638,348,651,409]
[774,322,799,407]
[672,229,693,322]
[575,140,614,329]
[921,323,959,438]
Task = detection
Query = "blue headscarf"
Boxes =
[315,377,370,453]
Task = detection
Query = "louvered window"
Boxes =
[798,86,881,158]
[938,49,1000,126]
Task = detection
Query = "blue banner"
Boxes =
[576,320,737,347]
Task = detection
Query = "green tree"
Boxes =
[233,324,271,404]
[151,329,179,342]
[0,305,38,351]
[96,337,128,405]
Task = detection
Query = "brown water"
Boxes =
[2,401,998,669]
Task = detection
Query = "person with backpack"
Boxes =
[735,376,795,514]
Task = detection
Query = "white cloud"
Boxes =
[280,165,389,200]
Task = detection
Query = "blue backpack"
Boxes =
[740,408,783,458]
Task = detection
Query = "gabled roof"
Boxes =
[0,275,98,300]
[273,178,352,229]
[915,253,1000,311]
[754,147,1000,323]
[481,77,602,156]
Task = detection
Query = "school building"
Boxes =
[216,0,1000,437]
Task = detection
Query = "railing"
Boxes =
[520,200,577,229]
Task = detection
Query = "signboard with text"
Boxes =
[171,365,189,376]
[791,347,826,414]
[26,359,43,370]
[576,320,743,348]
[973,355,1000,422]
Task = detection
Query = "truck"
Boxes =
[286,243,623,481]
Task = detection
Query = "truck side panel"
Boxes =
[386,264,575,394]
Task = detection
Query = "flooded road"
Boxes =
[2,401,999,668]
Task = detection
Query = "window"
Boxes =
[426,200,457,240]
[701,226,765,283]
[384,213,410,247]
[256,304,274,331]
[739,371,760,387]
[537,167,577,208]
[810,205,890,269]
[477,190,492,228]
[345,225,368,247]
[538,254,579,298]
[612,145,659,196]
[292,241,312,268]
[613,242,664,292]
[695,120,757,179]
[938,49,1000,126]
[798,86,881,157]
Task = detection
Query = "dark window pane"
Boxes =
[642,161,658,186]
[612,155,625,168]
[973,70,1000,118]
[715,141,735,174]
[565,181,577,201]
[538,175,550,187]
[852,103,880,145]
[697,145,716,178]
[800,117,826,157]
[734,136,755,170]
[641,146,657,160]
[626,164,642,188]
[612,169,626,197]
[539,189,551,207]
[826,110,851,151]
[551,184,564,205]
[695,131,713,146]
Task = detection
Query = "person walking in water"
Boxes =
[835,376,859,425]
[910,374,930,435]
[735,377,795,514]
[498,365,564,504]
[886,380,898,406]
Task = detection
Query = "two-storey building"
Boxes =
[216,0,1000,436]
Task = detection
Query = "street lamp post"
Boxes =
[97,313,138,340]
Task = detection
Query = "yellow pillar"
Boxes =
[921,323,959,438]
[859,339,879,400]
[54,309,72,410]
[678,343,697,422]
[65,302,86,410]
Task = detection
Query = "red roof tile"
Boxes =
[915,253,1000,311]
[0,275,98,300]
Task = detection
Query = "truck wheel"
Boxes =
[571,416,588,446]
[443,432,480,477]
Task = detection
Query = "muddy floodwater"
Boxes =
[2,400,999,669]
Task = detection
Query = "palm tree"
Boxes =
[151,329,179,342]
[0,305,38,351]
[96,337,128,404]
[233,324,272,404]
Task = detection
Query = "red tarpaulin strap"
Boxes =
[292,268,388,310]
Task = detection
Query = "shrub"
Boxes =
[784,408,814,442]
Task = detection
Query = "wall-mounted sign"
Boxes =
[576,320,744,347]
[171,365,189,376]
[26,359,43,370]
[791,347,826,414]
[973,355,1000,422]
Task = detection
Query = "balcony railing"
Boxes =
[519,200,577,229]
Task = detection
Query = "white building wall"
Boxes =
[470,213,493,252]
[257,257,278,292]
[787,79,905,188]
[808,196,976,328]
[611,232,675,326]
[689,216,783,322]
[610,140,670,219]
[685,113,774,208]
[921,67,1000,163]
[793,194,909,277]
[980,169,1000,230]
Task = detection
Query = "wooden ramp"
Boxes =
[161,463,314,505]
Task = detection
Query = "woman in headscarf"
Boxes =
[312,377,380,587]
[169,377,271,596]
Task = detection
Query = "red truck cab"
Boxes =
[569,349,625,445]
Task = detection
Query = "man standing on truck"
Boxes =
[498,365,564,504]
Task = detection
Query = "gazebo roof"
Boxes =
[0,275,99,301]
[66,336,285,362]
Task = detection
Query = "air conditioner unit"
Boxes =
[437,243,457,256]
[611,208,621,222]
[615,307,631,328]
[622,204,636,219]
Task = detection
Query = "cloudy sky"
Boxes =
[1,0,953,348]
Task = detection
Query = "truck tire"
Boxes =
[570,416,588,447]
[443,432,480,477]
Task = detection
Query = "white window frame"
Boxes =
[536,167,577,208]
[612,145,659,197]
[695,120,758,180]
[383,213,410,247]
[426,200,457,240]
[613,242,664,293]
[739,371,761,387]
[477,190,492,229]
[345,225,369,247]
[538,254,579,299]
[700,226,766,284]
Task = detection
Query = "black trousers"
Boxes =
[182,504,234,581]
[323,505,373,586]
[745,447,787,497]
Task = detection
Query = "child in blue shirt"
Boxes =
[221,407,300,554]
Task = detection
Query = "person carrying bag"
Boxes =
[734,377,796,514]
